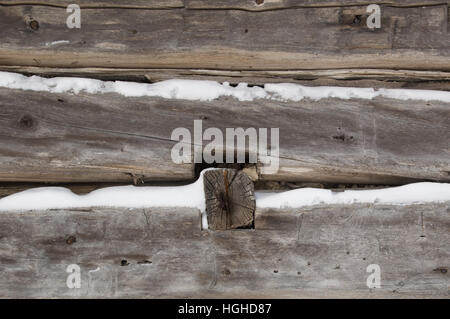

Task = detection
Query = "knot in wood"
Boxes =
[19,114,35,129]
[29,20,39,30]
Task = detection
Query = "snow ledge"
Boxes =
[1,71,450,103]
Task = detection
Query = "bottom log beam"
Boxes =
[0,204,448,298]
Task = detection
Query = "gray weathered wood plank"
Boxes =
[0,88,195,182]
[185,0,450,10]
[0,204,448,298]
[0,0,183,8]
[0,87,449,184]
[0,3,448,75]
[1,0,446,8]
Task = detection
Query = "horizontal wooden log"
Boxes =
[0,3,448,76]
[0,204,448,298]
[0,0,183,8]
[1,0,447,9]
[0,88,195,183]
[0,87,449,184]
[185,0,450,10]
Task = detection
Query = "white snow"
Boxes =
[0,171,207,228]
[256,182,450,208]
[45,40,70,47]
[0,173,449,230]
[0,71,449,103]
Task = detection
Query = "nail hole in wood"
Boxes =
[352,15,362,25]
[65,236,76,245]
[433,267,448,274]
[29,20,39,30]
[222,268,231,275]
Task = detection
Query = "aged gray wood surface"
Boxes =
[0,204,448,298]
[185,0,450,9]
[1,0,447,8]
[204,169,255,230]
[0,88,194,183]
[0,1,448,79]
[0,87,449,184]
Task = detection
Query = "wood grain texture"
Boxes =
[0,3,448,75]
[0,88,194,183]
[185,0,450,10]
[1,66,449,91]
[1,0,447,9]
[0,0,183,8]
[0,87,449,184]
[204,169,255,230]
[0,204,448,298]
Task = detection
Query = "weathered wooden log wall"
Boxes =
[0,0,449,298]
[0,204,448,298]
[0,0,449,186]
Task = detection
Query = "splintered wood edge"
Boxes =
[203,169,256,230]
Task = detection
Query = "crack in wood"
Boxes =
[297,213,304,242]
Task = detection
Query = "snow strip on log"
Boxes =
[0,169,449,229]
[256,182,450,208]
[1,71,450,102]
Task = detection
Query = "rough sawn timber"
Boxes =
[0,204,448,298]
[0,87,449,184]
[0,1,449,81]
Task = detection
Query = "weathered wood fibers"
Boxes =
[0,87,449,184]
[0,0,183,8]
[1,66,449,91]
[0,1,448,78]
[1,0,447,8]
[0,88,194,183]
[185,0,450,10]
[204,169,255,230]
[0,204,448,298]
